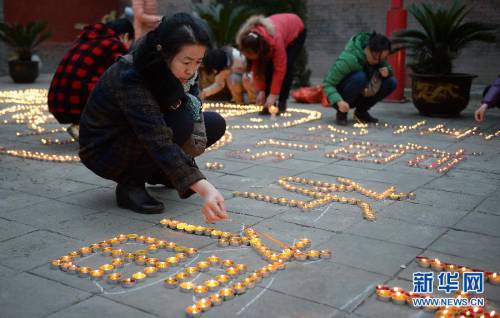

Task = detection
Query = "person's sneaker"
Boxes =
[116,183,164,214]
[354,110,379,123]
[258,107,271,116]
[336,111,348,126]
[66,124,79,140]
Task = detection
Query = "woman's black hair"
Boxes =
[105,18,135,39]
[240,32,269,79]
[133,12,211,107]
[368,32,392,52]
[203,47,231,74]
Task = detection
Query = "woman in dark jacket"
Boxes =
[79,13,228,223]
[474,75,500,122]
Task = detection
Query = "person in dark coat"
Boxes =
[79,13,228,223]
[474,75,500,122]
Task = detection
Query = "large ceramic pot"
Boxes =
[411,73,477,117]
[8,60,39,83]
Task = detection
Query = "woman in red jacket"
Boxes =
[236,13,305,115]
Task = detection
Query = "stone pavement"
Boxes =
[0,74,499,318]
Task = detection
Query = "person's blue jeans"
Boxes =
[335,71,397,112]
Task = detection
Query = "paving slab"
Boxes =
[0,218,36,241]
[0,272,90,318]
[453,210,500,237]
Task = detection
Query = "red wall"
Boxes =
[4,0,120,42]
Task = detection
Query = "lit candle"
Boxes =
[165,242,177,251]
[225,266,239,277]
[90,269,104,280]
[319,250,332,259]
[176,253,187,263]
[243,277,256,289]
[256,268,270,277]
[186,248,198,257]
[197,261,211,272]
[175,272,190,282]
[79,247,92,256]
[489,272,500,285]
[164,277,178,289]
[391,291,409,305]
[165,256,179,266]
[204,279,220,291]
[218,238,229,247]
[216,274,231,286]
[179,281,195,293]
[375,288,392,302]
[145,258,159,266]
[219,287,235,300]
[431,258,445,271]
[445,263,457,272]
[121,277,137,288]
[107,273,122,284]
[272,261,286,271]
[185,266,199,277]
[249,272,263,283]
[147,245,158,254]
[155,261,169,272]
[50,259,63,270]
[307,250,320,260]
[195,298,212,312]
[416,256,430,268]
[209,294,223,306]
[235,264,247,273]
[144,266,158,277]
[111,258,124,268]
[232,282,247,295]
[193,285,209,297]
[132,272,147,283]
[127,233,138,241]
[207,255,220,266]
[124,253,135,263]
[101,247,113,256]
[221,259,235,268]
[185,305,202,318]
[99,264,114,274]
[134,255,146,266]
[77,266,91,278]
[111,249,124,258]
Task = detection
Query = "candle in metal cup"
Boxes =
[107,273,122,284]
[79,246,92,256]
[216,274,231,285]
[132,271,147,283]
[175,272,190,282]
[195,298,212,312]
[164,277,178,289]
[430,258,444,271]
[176,253,187,263]
[165,256,179,266]
[121,277,137,288]
[179,281,195,293]
[320,250,332,259]
[243,277,256,289]
[225,266,239,277]
[50,259,62,270]
[232,282,247,294]
[197,261,211,272]
[145,257,159,266]
[375,288,392,301]
[90,269,105,280]
[77,266,92,278]
[186,247,198,257]
[416,256,430,268]
[204,279,220,291]
[307,250,320,260]
[221,259,234,268]
[185,266,199,277]
[209,294,223,306]
[185,305,202,318]
[294,251,307,261]
[111,258,124,268]
[134,255,147,265]
[489,272,500,285]
[219,287,235,300]
[99,264,114,274]
[391,291,409,305]
[124,253,135,262]
[156,261,169,272]
[193,285,209,297]
[144,266,158,277]
[207,255,220,266]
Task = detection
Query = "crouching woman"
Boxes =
[79,13,228,223]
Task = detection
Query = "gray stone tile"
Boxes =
[41,212,155,241]
[428,230,500,265]
[252,218,336,249]
[4,177,100,199]
[225,197,289,218]
[454,210,500,237]
[0,230,83,272]
[4,199,102,229]
[236,165,299,181]
[56,187,120,211]
[476,193,500,215]
[45,296,159,318]
[268,261,388,310]
[424,175,498,196]
[197,157,256,174]
[345,217,447,249]
[202,287,337,318]
[0,218,36,241]
[413,188,484,211]
[378,201,470,228]
[0,188,49,213]
[0,272,90,318]
[0,264,18,278]
[317,233,421,277]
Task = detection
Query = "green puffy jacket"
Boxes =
[323,32,393,105]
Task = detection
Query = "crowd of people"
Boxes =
[46,4,497,222]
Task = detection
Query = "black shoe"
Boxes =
[116,183,164,214]
[354,110,379,123]
[258,107,271,116]
[336,111,348,126]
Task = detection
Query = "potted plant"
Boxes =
[0,21,52,83]
[393,1,497,117]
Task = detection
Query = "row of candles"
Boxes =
[255,138,320,151]
[416,256,500,285]
[227,108,322,130]
[375,285,498,317]
[158,218,332,317]
[308,124,368,136]
[225,148,294,161]
[232,176,415,220]
[205,162,224,170]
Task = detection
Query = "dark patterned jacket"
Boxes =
[48,23,128,124]
[79,55,205,198]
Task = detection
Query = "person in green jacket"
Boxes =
[323,32,396,125]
